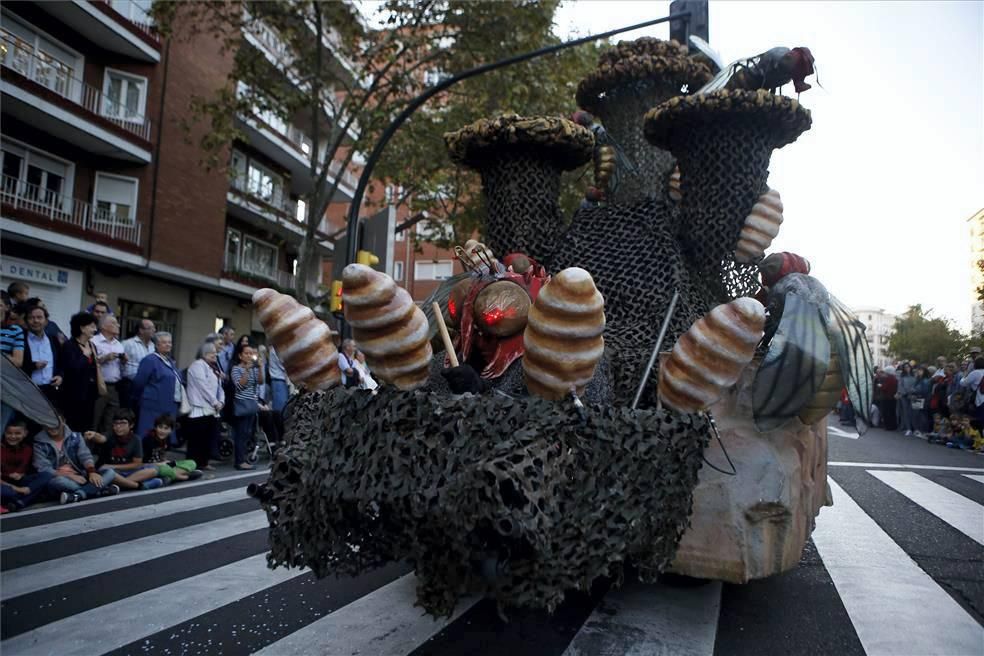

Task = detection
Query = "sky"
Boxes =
[553,1,984,330]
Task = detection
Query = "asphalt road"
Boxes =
[2,418,982,656]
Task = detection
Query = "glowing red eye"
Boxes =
[481,307,516,325]
[448,298,458,320]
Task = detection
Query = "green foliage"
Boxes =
[887,305,968,364]
[977,259,984,303]
[154,0,601,297]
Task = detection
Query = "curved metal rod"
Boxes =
[343,11,691,267]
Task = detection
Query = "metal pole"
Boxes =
[343,11,691,268]
[632,290,680,410]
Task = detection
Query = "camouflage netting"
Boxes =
[443,114,593,262]
[259,387,712,616]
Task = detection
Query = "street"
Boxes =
[1,421,982,656]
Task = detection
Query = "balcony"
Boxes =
[1,38,152,162]
[36,0,161,63]
[0,174,142,248]
[222,260,297,293]
[226,174,333,252]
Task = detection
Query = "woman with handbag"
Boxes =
[131,332,182,443]
[338,339,360,388]
[58,312,102,432]
[230,341,263,470]
[184,342,225,470]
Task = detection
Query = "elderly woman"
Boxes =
[59,312,101,432]
[184,341,225,470]
[131,332,183,441]
[338,339,360,388]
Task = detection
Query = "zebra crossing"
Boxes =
[1,464,982,656]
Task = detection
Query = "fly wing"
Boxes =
[697,62,735,94]
[753,293,831,432]
[2,353,59,427]
[420,272,472,340]
[688,35,724,73]
[826,294,874,434]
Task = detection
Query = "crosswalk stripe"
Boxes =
[0,553,305,656]
[0,470,264,519]
[562,580,721,656]
[2,511,268,598]
[868,470,984,546]
[964,474,984,485]
[252,574,478,656]
[813,478,984,656]
[828,462,984,473]
[0,487,251,550]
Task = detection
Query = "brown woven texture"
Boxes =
[260,388,711,617]
[444,113,594,171]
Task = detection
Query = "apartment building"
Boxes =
[0,0,359,364]
[854,306,897,369]
[968,208,984,333]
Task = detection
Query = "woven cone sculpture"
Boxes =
[523,267,606,400]
[252,289,340,390]
[342,264,432,390]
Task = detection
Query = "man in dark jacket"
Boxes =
[33,418,119,504]
[21,303,62,405]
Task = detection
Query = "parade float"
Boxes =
[248,37,873,616]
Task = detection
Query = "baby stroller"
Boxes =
[218,415,275,465]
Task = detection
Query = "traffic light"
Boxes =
[329,279,344,317]
[356,250,380,267]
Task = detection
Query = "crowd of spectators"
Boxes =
[860,348,984,452]
[0,283,378,512]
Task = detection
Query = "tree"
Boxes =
[887,305,967,364]
[154,1,600,301]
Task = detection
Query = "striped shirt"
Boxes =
[231,365,259,401]
[1,324,25,356]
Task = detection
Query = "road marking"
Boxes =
[0,553,304,656]
[828,462,984,473]
[826,426,859,439]
[2,511,267,598]
[0,487,252,550]
[964,474,984,485]
[563,580,722,656]
[253,574,478,656]
[0,470,263,518]
[813,478,984,656]
[868,471,984,546]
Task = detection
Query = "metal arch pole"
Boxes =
[342,11,692,268]
[632,289,680,410]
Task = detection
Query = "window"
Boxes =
[414,261,454,281]
[214,317,228,333]
[0,139,74,211]
[110,0,154,25]
[393,261,404,281]
[102,69,147,120]
[94,173,138,224]
[395,227,405,242]
[224,229,278,280]
[1,14,82,101]
[119,299,179,347]
[295,199,307,223]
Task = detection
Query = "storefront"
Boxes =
[1,255,84,329]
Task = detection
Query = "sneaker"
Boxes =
[60,491,84,504]
[201,465,216,471]
[140,478,164,490]
[7,500,24,512]
[100,484,121,497]
[0,506,8,514]
[234,463,255,471]
[904,430,912,436]
[187,469,204,480]
[914,431,923,437]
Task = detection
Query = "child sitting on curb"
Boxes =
[86,409,163,490]
[1,419,54,512]
[142,415,202,484]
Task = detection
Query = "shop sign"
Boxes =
[3,259,70,287]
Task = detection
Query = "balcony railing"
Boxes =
[1,174,142,246]
[0,34,152,141]
[91,0,161,42]
[229,173,301,222]
[223,260,296,291]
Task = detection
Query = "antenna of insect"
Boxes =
[454,246,478,272]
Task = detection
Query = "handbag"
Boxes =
[910,398,925,411]
[179,384,192,415]
[234,396,259,417]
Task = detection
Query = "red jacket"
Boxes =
[1,442,33,482]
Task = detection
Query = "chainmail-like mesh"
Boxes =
[259,387,711,617]
[480,152,566,262]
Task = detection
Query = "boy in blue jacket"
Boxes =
[33,418,119,504]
